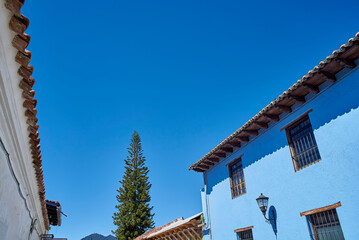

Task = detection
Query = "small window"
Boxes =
[234,226,254,240]
[301,203,344,240]
[236,229,253,240]
[284,113,321,171]
[228,156,246,198]
[305,207,345,240]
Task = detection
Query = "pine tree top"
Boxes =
[113,130,155,240]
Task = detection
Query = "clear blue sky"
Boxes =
[22,0,358,239]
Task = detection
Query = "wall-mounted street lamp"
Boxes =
[256,193,277,233]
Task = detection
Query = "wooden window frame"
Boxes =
[300,202,344,240]
[234,226,254,240]
[234,226,253,233]
[227,154,246,199]
[280,109,313,131]
[281,109,321,172]
[300,202,341,217]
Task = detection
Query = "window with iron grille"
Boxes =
[228,157,246,198]
[285,114,321,171]
[237,229,253,240]
[307,208,345,240]
[40,234,54,240]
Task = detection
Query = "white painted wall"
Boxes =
[0,2,47,239]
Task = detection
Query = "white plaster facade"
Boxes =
[0,2,47,239]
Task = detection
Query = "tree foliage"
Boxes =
[112,131,155,240]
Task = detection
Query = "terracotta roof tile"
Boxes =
[134,213,203,240]
[190,32,359,172]
[134,218,184,240]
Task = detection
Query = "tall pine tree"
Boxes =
[112,131,155,240]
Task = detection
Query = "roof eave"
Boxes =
[4,0,49,230]
[190,33,359,172]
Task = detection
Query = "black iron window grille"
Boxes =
[307,208,345,240]
[238,229,253,240]
[40,234,54,240]
[229,157,246,198]
[286,115,321,171]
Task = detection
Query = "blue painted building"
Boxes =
[189,33,359,240]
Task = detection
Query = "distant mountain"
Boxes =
[81,233,116,240]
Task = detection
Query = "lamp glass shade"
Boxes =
[256,193,269,214]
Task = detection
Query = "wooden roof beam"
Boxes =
[254,121,268,129]
[235,136,249,142]
[276,105,292,113]
[243,130,259,136]
[168,232,178,240]
[213,152,226,158]
[187,221,198,227]
[196,165,209,171]
[221,147,233,153]
[227,141,241,148]
[194,219,203,225]
[197,222,205,228]
[176,227,186,233]
[175,233,184,240]
[288,95,306,104]
[202,160,214,166]
[190,228,202,239]
[192,167,205,173]
[169,234,177,240]
[207,156,219,163]
[335,58,356,69]
[179,230,190,239]
[303,83,320,93]
[319,71,336,82]
[201,162,213,168]
[184,229,197,240]
[263,114,280,122]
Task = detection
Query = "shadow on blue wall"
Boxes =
[205,69,359,195]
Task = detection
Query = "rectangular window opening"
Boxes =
[306,208,345,240]
[284,114,321,171]
[237,229,253,240]
[228,156,246,199]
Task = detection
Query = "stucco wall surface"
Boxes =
[0,75,44,240]
[202,66,359,240]
[0,142,38,240]
[0,2,46,239]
